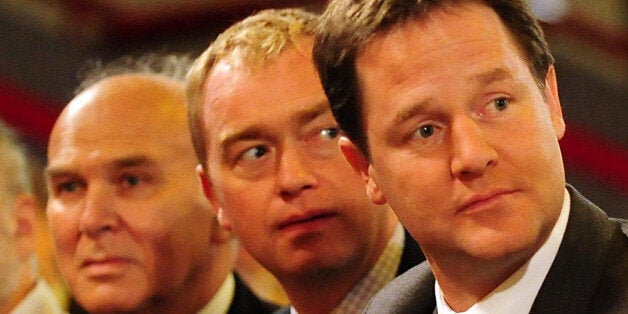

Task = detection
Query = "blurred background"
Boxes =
[0,0,625,237]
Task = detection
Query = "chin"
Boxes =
[76,288,148,314]
[459,227,542,262]
[82,298,146,314]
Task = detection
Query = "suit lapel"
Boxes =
[530,186,616,313]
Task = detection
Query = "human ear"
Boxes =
[338,136,387,205]
[544,66,565,140]
[196,165,232,230]
[13,194,38,261]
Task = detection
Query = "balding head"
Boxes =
[46,72,233,314]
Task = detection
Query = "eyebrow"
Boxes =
[45,155,153,179]
[471,68,513,86]
[295,101,332,126]
[395,98,433,125]
[394,68,513,124]
[218,100,331,154]
[111,155,152,169]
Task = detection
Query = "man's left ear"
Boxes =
[338,136,387,205]
[544,66,565,140]
[13,194,38,261]
[210,216,233,244]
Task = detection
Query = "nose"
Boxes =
[276,143,317,197]
[79,183,121,238]
[450,117,498,178]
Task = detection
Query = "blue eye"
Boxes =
[243,146,267,160]
[494,98,508,110]
[321,127,340,139]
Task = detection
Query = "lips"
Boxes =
[278,210,337,230]
[458,189,517,214]
[80,256,133,277]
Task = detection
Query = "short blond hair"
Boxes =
[186,8,318,169]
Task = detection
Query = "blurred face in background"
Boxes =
[46,75,216,313]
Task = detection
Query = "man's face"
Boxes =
[199,40,396,280]
[352,3,566,264]
[46,75,215,312]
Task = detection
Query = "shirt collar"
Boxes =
[332,222,405,313]
[197,273,235,314]
[435,188,571,314]
[291,222,406,314]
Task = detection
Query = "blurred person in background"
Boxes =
[45,56,278,314]
[0,118,65,314]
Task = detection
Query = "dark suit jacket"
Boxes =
[273,229,425,314]
[229,274,279,314]
[365,186,628,313]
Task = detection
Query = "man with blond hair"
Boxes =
[186,9,424,314]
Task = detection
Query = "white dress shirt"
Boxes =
[435,189,571,314]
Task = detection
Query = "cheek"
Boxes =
[47,208,78,253]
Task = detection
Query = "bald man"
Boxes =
[45,57,277,314]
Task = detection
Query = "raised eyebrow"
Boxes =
[219,127,264,158]
[472,68,513,86]
[395,98,434,125]
[296,101,333,126]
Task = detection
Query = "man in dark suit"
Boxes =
[46,56,277,314]
[186,8,425,314]
[313,0,627,312]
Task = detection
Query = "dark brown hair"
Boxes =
[313,0,553,158]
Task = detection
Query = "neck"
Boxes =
[429,247,537,312]
[280,269,363,314]
[281,213,399,314]
[136,243,235,314]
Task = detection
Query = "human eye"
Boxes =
[59,181,80,193]
[120,174,141,187]
[320,127,341,141]
[491,97,509,111]
[403,121,443,154]
[230,144,274,179]
[241,145,268,161]
[50,178,84,197]
[410,124,440,140]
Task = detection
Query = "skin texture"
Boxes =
[198,39,398,313]
[46,74,232,314]
[342,3,566,310]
